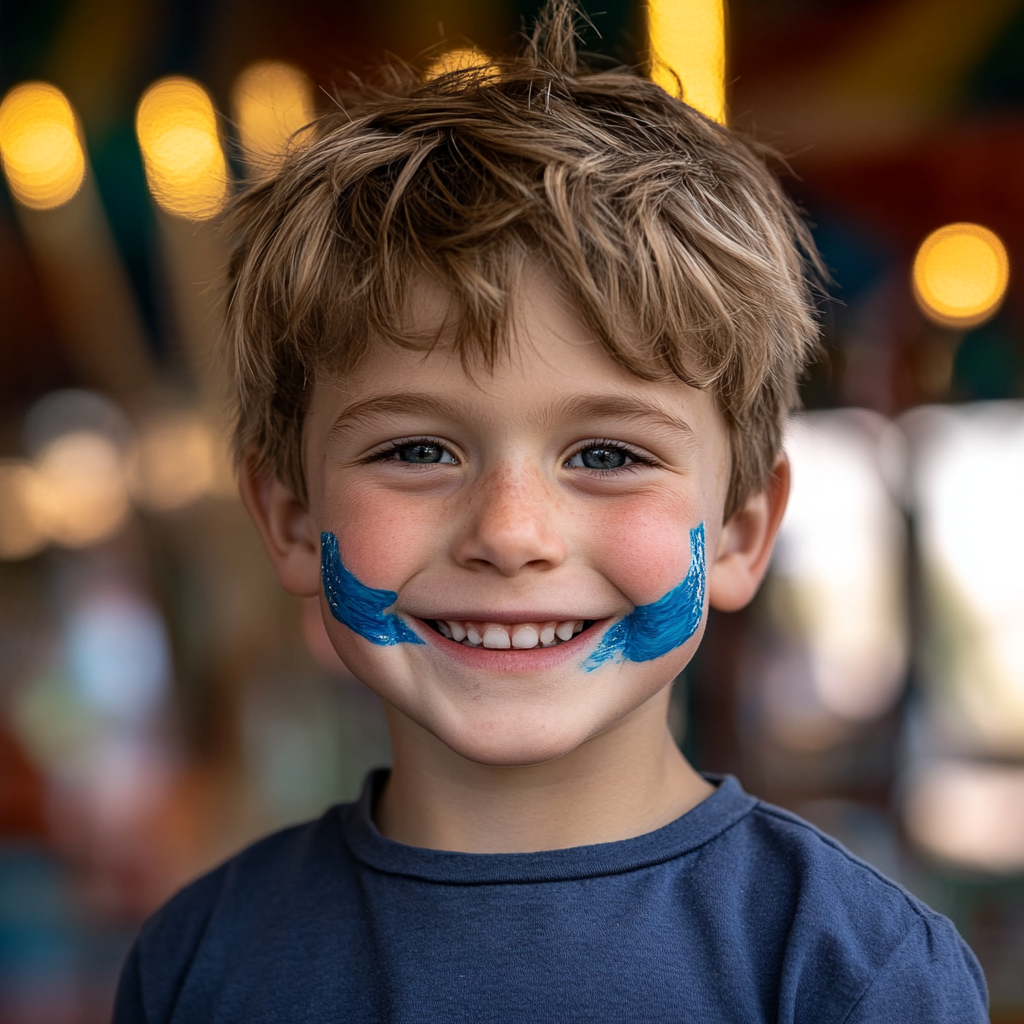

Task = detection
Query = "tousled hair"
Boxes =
[225,0,824,517]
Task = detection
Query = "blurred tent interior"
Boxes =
[1,0,1023,1020]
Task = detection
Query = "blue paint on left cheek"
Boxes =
[320,531,424,646]
[583,522,706,671]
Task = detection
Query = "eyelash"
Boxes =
[365,437,459,464]
[564,439,659,473]
[365,437,658,471]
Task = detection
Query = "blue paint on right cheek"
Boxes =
[583,522,706,671]
[320,531,424,646]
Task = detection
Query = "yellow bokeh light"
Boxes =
[136,76,228,220]
[913,222,1009,329]
[424,47,494,81]
[32,432,130,547]
[0,82,86,210]
[0,460,48,559]
[232,61,315,171]
[128,411,216,511]
[648,0,726,123]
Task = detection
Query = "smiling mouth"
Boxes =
[426,618,596,650]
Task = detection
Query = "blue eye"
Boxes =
[394,442,457,464]
[567,446,633,470]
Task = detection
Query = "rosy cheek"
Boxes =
[319,486,434,588]
[583,500,702,606]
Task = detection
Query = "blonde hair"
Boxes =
[225,0,823,517]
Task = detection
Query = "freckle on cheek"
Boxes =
[325,497,434,585]
[593,508,698,605]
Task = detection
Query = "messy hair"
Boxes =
[225,0,823,517]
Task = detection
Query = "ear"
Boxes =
[707,454,790,612]
[238,451,322,598]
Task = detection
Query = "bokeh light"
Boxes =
[903,403,1024,752]
[135,76,228,220]
[232,61,314,172]
[0,460,48,559]
[0,82,86,210]
[32,432,131,548]
[648,0,726,123]
[912,222,1010,329]
[906,761,1024,873]
[128,411,217,511]
[748,411,908,751]
[774,413,907,721]
[424,47,493,81]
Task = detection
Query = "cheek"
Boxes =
[318,484,437,587]
[586,499,702,605]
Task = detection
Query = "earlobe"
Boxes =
[238,452,322,598]
[707,455,790,612]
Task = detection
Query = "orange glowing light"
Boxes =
[232,61,315,172]
[136,77,228,220]
[648,0,726,123]
[0,82,86,210]
[424,47,494,81]
[912,222,1009,329]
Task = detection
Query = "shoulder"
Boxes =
[115,805,357,1024]
[706,796,988,1022]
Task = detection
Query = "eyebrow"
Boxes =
[548,395,696,438]
[325,390,696,439]
[326,392,474,439]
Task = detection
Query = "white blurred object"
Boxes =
[66,590,172,726]
[906,760,1024,873]
[903,402,1024,753]
[14,581,174,783]
[770,410,909,724]
[742,411,908,752]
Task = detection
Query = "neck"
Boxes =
[374,688,714,853]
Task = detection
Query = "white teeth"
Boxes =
[483,625,511,649]
[555,620,576,641]
[512,625,539,649]
[436,618,588,648]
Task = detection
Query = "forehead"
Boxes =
[317,272,721,431]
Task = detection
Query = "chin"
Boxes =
[431,713,601,768]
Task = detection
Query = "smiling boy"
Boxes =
[114,2,987,1021]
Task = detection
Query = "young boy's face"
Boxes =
[267,272,770,767]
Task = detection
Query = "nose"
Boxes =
[451,462,568,577]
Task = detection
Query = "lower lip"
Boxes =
[413,619,607,672]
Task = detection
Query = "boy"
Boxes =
[115,2,988,1020]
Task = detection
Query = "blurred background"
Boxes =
[0,0,1022,1020]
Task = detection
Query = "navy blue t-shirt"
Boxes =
[114,772,987,1023]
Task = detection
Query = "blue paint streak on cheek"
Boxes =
[320,532,424,646]
[583,522,706,671]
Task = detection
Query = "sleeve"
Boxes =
[112,942,149,1024]
[843,912,989,1024]
[110,866,226,1024]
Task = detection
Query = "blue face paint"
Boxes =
[583,522,706,671]
[320,531,424,646]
